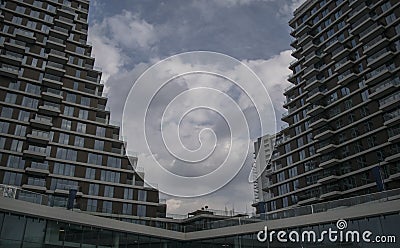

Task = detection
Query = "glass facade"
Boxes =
[0,210,398,247]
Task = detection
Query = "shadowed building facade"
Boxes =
[0,0,166,218]
[262,0,400,214]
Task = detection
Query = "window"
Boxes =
[282,197,289,208]
[56,148,77,161]
[74,136,85,147]
[5,93,17,104]
[284,143,291,153]
[107,157,121,168]
[286,155,293,166]
[94,140,104,151]
[76,122,86,133]
[26,83,40,95]
[277,171,285,182]
[297,138,304,147]
[10,140,23,152]
[21,96,39,108]
[96,127,106,136]
[14,125,27,136]
[85,167,96,180]
[78,109,89,119]
[81,97,90,106]
[7,155,25,169]
[386,13,396,25]
[102,201,112,213]
[87,199,97,212]
[137,205,146,217]
[289,167,298,178]
[122,203,132,215]
[53,163,75,177]
[124,188,133,199]
[299,150,306,160]
[15,6,26,14]
[0,137,5,149]
[61,120,72,130]
[18,110,30,121]
[361,90,369,101]
[278,183,290,195]
[104,186,114,198]
[1,107,13,118]
[59,133,69,145]
[88,153,102,165]
[63,106,74,116]
[0,122,10,134]
[101,170,120,183]
[138,190,147,201]
[88,184,99,195]
[3,172,22,186]
[66,93,76,103]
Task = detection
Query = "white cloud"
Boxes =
[88,4,295,214]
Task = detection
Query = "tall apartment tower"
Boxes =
[0,0,166,218]
[251,132,283,214]
[263,0,400,214]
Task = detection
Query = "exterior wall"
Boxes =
[0,196,399,247]
[265,0,400,213]
[0,0,165,217]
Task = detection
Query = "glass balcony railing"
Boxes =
[384,108,400,122]
[379,91,400,107]
[371,76,400,94]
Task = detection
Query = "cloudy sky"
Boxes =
[88,0,306,215]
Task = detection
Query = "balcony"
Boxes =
[41,88,63,103]
[50,26,69,37]
[46,61,66,76]
[27,133,50,145]
[359,23,384,42]
[42,73,63,89]
[319,158,340,168]
[38,104,61,116]
[369,77,400,99]
[363,35,389,55]
[30,117,53,130]
[320,190,342,199]
[367,47,396,68]
[365,63,396,85]
[307,104,325,116]
[21,184,47,193]
[297,197,319,206]
[25,166,50,176]
[317,173,340,184]
[309,118,328,129]
[316,143,337,154]
[350,13,375,34]
[4,39,26,53]
[314,127,334,140]
[14,29,35,42]
[0,64,19,78]
[304,75,323,90]
[23,149,47,160]
[385,153,400,163]
[47,36,66,49]
[337,70,357,86]
[48,49,67,62]
[304,50,323,65]
[388,128,400,143]
[306,88,327,103]
[384,108,400,126]
[379,91,400,110]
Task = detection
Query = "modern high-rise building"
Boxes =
[251,132,283,214]
[261,0,400,213]
[0,0,166,218]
